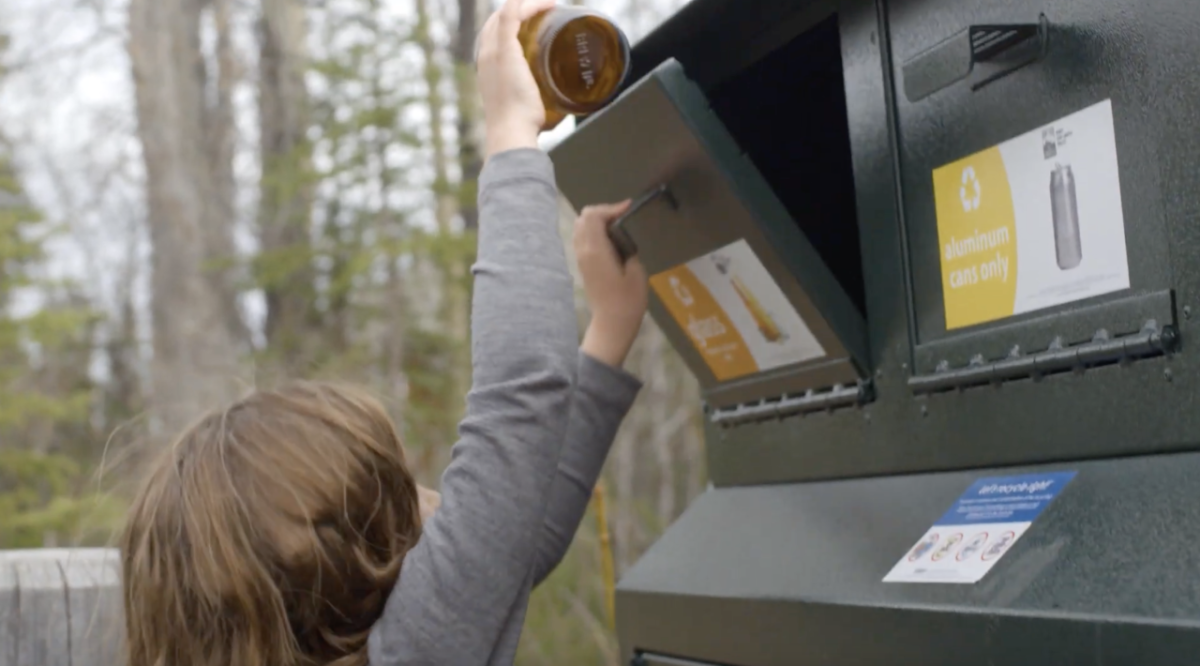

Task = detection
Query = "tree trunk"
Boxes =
[436,0,476,431]
[453,0,486,373]
[453,0,482,231]
[209,0,247,342]
[417,0,454,237]
[128,0,244,434]
[258,0,316,376]
[104,283,143,426]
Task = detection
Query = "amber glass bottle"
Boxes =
[517,7,631,129]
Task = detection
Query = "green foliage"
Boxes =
[0,449,124,548]
[0,152,116,549]
[401,323,465,474]
[0,170,44,302]
[519,507,620,666]
[253,0,474,457]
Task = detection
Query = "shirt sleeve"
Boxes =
[531,352,643,586]
[368,148,578,666]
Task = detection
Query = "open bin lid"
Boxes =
[550,58,870,411]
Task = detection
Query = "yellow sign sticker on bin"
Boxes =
[933,99,1130,330]
[935,147,1018,329]
[649,239,824,382]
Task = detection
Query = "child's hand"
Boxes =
[574,201,648,368]
[477,0,557,158]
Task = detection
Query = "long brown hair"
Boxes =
[120,382,423,666]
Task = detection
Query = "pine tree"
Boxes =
[0,149,119,548]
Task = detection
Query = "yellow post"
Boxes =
[593,482,617,631]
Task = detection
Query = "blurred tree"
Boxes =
[453,0,483,233]
[127,0,247,434]
[258,0,320,377]
[0,147,120,548]
[415,0,473,464]
[303,0,466,473]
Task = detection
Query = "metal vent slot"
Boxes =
[971,26,1038,61]
[709,380,873,427]
[909,320,1179,395]
[903,15,1049,101]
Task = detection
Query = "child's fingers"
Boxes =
[574,202,627,264]
[576,202,629,252]
[497,0,525,39]
[577,200,632,229]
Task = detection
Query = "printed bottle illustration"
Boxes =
[956,532,989,562]
[930,533,963,562]
[1050,163,1083,270]
[731,277,784,342]
[712,254,786,344]
[981,531,1015,561]
[907,533,940,561]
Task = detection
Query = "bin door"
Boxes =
[551,59,870,412]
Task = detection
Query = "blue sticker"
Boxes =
[884,471,1077,584]
[935,472,1077,526]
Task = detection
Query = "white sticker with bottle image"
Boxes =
[934,99,1130,329]
[649,239,825,382]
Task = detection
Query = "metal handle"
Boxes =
[607,184,677,263]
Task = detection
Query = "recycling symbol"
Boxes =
[960,166,981,212]
[669,275,694,307]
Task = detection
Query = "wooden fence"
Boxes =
[0,549,122,666]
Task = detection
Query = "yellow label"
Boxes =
[650,266,759,381]
[934,146,1018,329]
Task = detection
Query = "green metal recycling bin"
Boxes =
[550,0,1200,663]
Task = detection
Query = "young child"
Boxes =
[118,1,648,664]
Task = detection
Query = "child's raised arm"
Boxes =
[530,353,643,586]
[367,1,579,663]
[530,200,651,584]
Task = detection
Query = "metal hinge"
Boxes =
[909,320,1179,395]
[709,380,874,427]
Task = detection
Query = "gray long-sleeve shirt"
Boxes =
[368,148,642,666]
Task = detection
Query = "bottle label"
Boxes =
[573,32,596,90]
